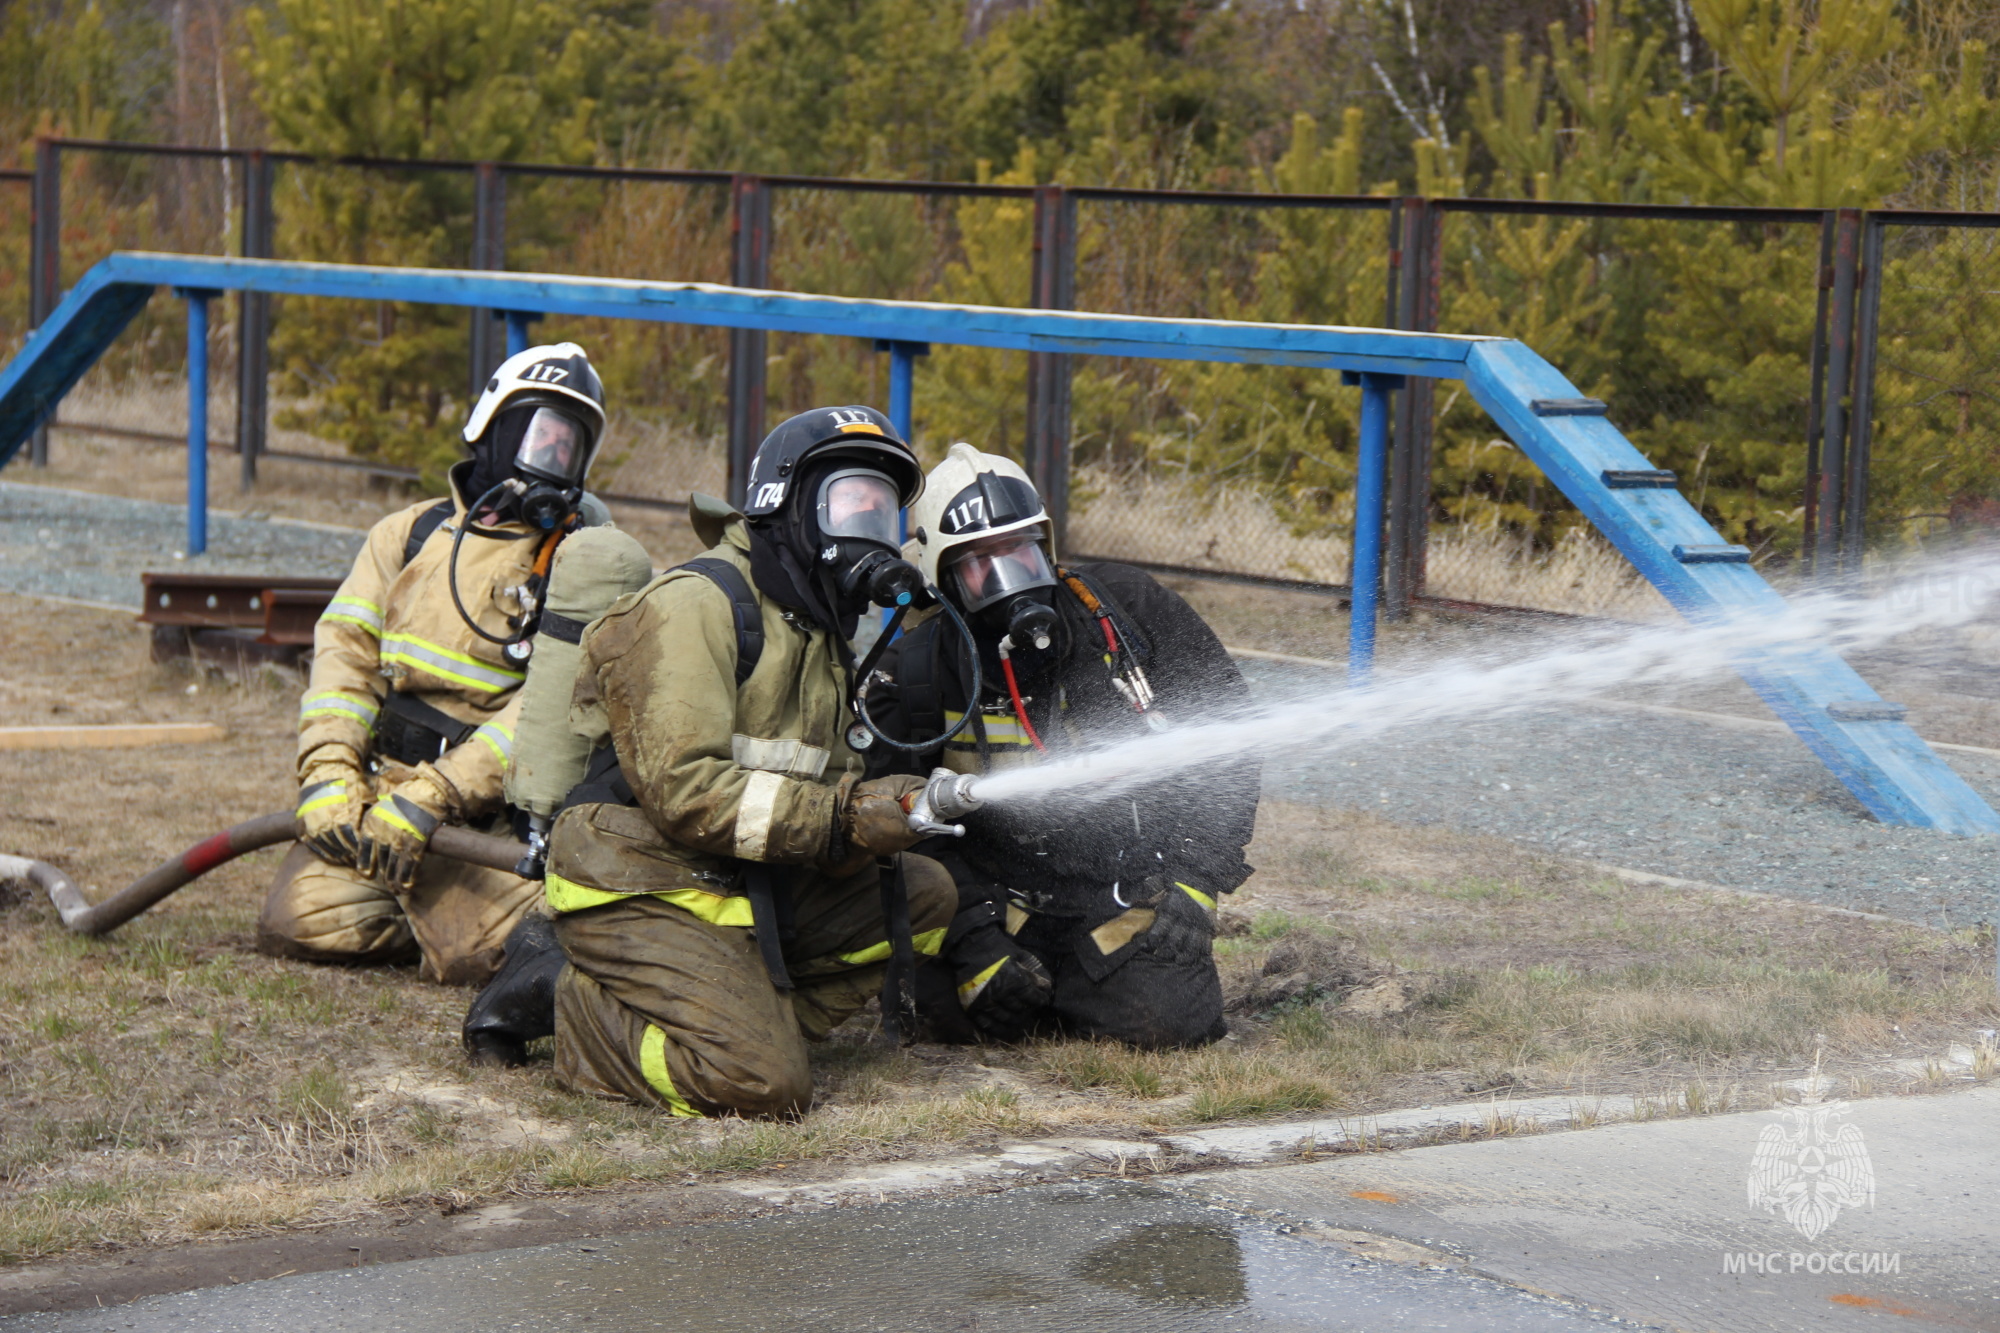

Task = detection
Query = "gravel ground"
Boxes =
[6,479,1995,931]
[1245,658,2000,931]
[0,481,366,609]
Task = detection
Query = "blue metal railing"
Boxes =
[1,251,1995,835]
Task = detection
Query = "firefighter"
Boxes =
[861,443,1260,1048]
[261,343,614,986]
[459,406,954,1116]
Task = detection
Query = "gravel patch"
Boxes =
[0,481,365,609]
[1243,657,2000,932]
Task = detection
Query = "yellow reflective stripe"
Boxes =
[380,634,525,693]
[472,723,514,768]
[320,613,383,637]
[296,784,348,817]
[300,693,379,724]
[372,805,425,839]
[957,956,1008,1008]
[839,926,947,967]
[639,1025,702,1118]
[542,872,755,926]
[943,710,1036,746]
[1177,882,1216,912]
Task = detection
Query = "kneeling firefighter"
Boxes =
[262,344,614,986]
[861,444,1261,1048]
[461,406,956,1116]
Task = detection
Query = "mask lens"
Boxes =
[817,469,901,547]
[513,407,588,484]
[947,534,1056,612]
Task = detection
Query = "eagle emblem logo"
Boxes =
[1747,1091,1875,1241]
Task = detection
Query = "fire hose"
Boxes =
[0,814,528,937]
[2,769,981,939]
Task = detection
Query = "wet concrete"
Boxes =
[1,1182,1623,1332]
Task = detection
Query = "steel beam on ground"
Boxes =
[727,175,771,507]
[2,251,1994,835]
[236,150,274,490]
[1347,372,1400,685]
[1025,184,1076,550]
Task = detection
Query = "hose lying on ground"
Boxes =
[0,814,529,937]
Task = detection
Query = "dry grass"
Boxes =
[3,593,1995,1268]
[1067,466,1673,620]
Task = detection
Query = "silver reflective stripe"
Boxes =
[731,735,830,779]
[321,596,384,634]
[300,692,379,726]
[732,771,786,860]
[472,723,514,769]
[379,633,525,693]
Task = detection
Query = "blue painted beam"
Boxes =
[2,252,1993,836]
[1461,340,2000,836]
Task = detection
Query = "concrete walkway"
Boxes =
[1191,1083,2000,1331]
[6,1085,1995,1331]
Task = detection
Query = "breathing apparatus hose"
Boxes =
[851,590,985,755]
[4,816,527,937]
[450,479,536,646]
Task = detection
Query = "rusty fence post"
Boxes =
[1024,184,1075,550]
[1818,208,1862,576]
[468,162,508,402]
[1845,213,1885,576]
[1384,197,1437,620]
[28,136,60,465]
[727,174,772,508]
[1803,211,1836,578]
[236,149,273,490]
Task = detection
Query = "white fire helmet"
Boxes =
[908,443,1057,609]
[461,343,608,486]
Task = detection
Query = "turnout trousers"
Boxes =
[256,840,542,987]
[552,855,955,1118]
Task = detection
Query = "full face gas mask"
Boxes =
[478,401,597,531]
[814,466,927,614]
[945,531,1060,650]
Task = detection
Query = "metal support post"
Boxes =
[236,149,274,490]
[469,163,508,400]
[504,311,542,358]
[176,288,220,556]
[879,339,929,441]
[1802,211,1836,577]
[1844,213,1882,574]
[1385,197,1437,620]
[28,137,60,466]
[1025,184,1076,549]
[1348,372,1398,686]
[727,174,772,507]
[1819,208,1862,576]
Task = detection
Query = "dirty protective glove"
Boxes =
[297,752,368,866]
[837,773,930,862]
[356,766,453,891]
[951,920,1053,1042]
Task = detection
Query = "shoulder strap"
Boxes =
[677,557,765,688]
[403,499,455,565]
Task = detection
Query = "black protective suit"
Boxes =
[866,562,1260,1047]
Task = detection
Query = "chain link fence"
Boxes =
[1855,217,2000,551]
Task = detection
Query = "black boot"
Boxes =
[462,914,565,1067]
